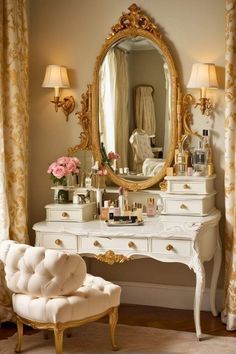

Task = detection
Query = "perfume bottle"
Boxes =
[118,187,124,212]
[136,203,143,221]
[175,146,187,176]
[146,198,156,217]
[203,129,214,176]
[193,140,206,175]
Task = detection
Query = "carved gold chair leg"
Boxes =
[54,326,64,354]
[109,307,118,351]
[15,317,23,353]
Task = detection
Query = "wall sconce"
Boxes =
[42,65,75,121]
[187,63,218,116]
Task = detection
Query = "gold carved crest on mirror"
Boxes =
[109,3,162,38]
[92,3,179,191]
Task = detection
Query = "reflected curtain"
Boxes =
[99,49,116,154]
[221,0,236,330]
[115,48,129,168]
[0,0,29,323]
[99,48,129,168]
[135,86,156,137]
[163,63,171,158]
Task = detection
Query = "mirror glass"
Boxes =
[98,36,171,181]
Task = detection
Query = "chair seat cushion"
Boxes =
[12,274,121,323]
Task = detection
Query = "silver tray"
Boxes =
[105,220,144,227]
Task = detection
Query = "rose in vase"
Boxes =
[47,156,80,186]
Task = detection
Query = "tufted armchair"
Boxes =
[0,240,121,354]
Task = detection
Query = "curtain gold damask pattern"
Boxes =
[0,0,29,322]
[222,0,236,330]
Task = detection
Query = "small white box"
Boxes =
[165,175,216,195]
[45,202,96,222]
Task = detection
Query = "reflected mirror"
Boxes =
[92,4,179,190]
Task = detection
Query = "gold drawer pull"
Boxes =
[93,240,101,247]
[55,239,62,246]
[62,212,69,217]
[180,203,188,209]
[128,241,135,248]
[166,244,173,251]
[183,184,190,189]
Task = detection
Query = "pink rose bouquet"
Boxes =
[47,156,80,185]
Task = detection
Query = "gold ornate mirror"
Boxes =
[92,3,179,190]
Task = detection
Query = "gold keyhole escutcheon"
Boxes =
[93,240,101,247]
[183,184,190,189]
[62,212,69,217]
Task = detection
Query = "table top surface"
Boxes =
[33,209,221,239]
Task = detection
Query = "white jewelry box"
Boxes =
[45,202,96,222]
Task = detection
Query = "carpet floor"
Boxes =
[1,322,236,354]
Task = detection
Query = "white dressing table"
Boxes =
[33,209,221,339]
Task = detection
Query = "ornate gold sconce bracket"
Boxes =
[51,96,75,121]
[194,97,213,117]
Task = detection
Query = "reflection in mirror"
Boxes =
[99,36,171,180]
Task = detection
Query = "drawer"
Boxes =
[46,209,84,222]
[162,194,215,216]
[37,232,77,251]
[80,237,148,253]
[152,239,192,257]
[45,202,96,222]
[165,176,215,194]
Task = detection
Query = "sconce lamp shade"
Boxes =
[187,63,218,89]
[42,65,70,88]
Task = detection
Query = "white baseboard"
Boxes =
[115,281,223,311]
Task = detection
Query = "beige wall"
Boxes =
[28,0,225,288]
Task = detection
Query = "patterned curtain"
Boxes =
[221,0,236,330]
[0,0,29,322]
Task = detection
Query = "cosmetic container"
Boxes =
[146,198,156,217]
[100,207,109,221]
[118,187,124,211]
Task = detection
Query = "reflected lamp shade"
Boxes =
[42,65,70,89]
[187,63,218,90]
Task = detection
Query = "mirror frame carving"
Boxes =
[68,85,92,156]
[91,3,179,191]
[180,93,203,148]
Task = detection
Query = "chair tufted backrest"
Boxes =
[0,240,86,297]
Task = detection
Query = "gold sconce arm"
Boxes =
[194,97,213,117]
[51,96,75,121]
